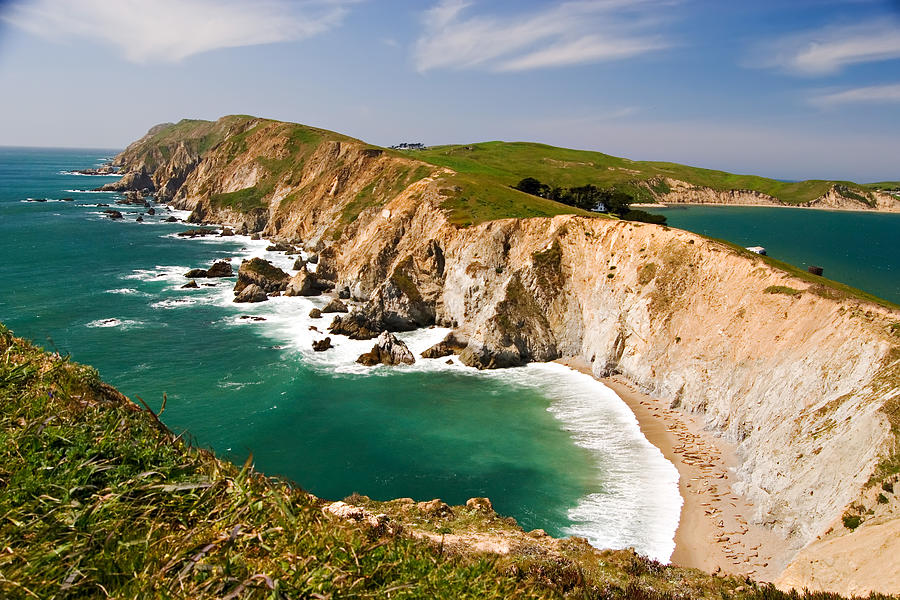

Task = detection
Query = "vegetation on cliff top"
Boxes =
[4,325,890,600]
[407,141,878,206]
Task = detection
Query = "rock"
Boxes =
[416,499,453,518]
[181,280,199,289]
[312,337,332,352]
[184,268,208,278]
[238,315,266,322]
[322,298,348,313]
[293,257,306,271]
[445,359,454,365]
[233,283,268,303]
[356,331,415,366]
[60,197,74,202]
[250,233,261,240]
[266,241,294,252]
[177,228,216,237]
[135,215,143,222]
[284,268,321,297]
[147,207,156,215]
[205,261,233,277]
[466,497,494,513]
[96,203,109,207]
[528,529,548,538]
[421,333,466,359]
[234,258,289,294]
[220,227,234,237]
[164,216,177,222]
[309,308,322,319]
[338,286,351,299]
[104,210,123,220]
[307,253,318,264]
[329,312,382,340]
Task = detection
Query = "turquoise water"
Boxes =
[0,147,681,560]
[647,205,900,304]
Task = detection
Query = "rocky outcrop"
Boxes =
[234,258,289,294]
[329,311,383,340]
[233,283,267,303]
[356,331,415,366]
[322,298,348,313]
[421,332,466,358]
[184,260,233,279]
[284,266,327,298]
[312,337,332,351]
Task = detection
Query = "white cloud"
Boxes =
[1,0,356,63]
[414,0,674,73]
[752,20,900,76]
[810,83,900,107]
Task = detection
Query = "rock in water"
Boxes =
[312,337,332,352]
[104,210,123,220]
[233,283,268,303]
[284,268,321,297]
[421,333,466,358]
[184,268,207,278]
[293,257,306,271]
[181,280,199,289]
[356,331,415,366]
[234,258,289,294]
[329,312,382,340]
[322,298,348,313]
[220,227,234,237]
[147,207,156,215]
[309,308,322,319]
[164,216,177,222]
[205,261,233,277]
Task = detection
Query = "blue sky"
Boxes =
[0,0,898,181]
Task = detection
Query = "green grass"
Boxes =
[409,141,876,206]
[437,172,599,227]
[764,285,804,297]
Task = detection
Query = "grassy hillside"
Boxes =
[3,324,887,600]
[409,141,875,206]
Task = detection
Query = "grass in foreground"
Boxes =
[1,325,895,599]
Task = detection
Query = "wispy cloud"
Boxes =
[1,0,356,63]
[810,83,900,107]
[413,0,674,73]
[750,19,900,75]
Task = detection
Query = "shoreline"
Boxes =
[556,358,792,581]
[631,201,900,214]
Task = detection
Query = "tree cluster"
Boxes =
[513,177,666,225]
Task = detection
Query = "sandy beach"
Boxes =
[557,358,792,581]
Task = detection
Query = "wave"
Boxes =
[85,318,145,329]
[64,189,117,194]
[106,288,150,297]
[59,171,122,177]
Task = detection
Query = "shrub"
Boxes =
[877,493,889,504]
[842,514,862,530]
[764,285,803,297]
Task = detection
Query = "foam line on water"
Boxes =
[504,363,682,562]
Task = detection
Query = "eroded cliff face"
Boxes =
[652,177,900,212]
[110,117,900,589]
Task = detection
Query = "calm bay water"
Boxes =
[0,147,681,560]
[647,205,900,304]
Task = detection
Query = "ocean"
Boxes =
[0,147,681,561]
[646,204,900,305]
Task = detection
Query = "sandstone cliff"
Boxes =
[108,116,900,594]
[650,177,900,212]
